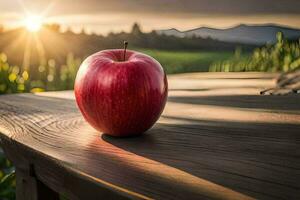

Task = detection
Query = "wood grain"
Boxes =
[0,72,299,200]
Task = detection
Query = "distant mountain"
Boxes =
[157,24,300,44]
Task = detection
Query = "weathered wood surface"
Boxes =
[0,72,299,200]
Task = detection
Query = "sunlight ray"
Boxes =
[16,0,53,17]
[16,0,28,15]
[23,34,33,72]
[33,33,47,66]
[41,27,70,58]
[40,0,57,18]
[2,30,27,53]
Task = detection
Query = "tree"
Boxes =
[80,27,86,35]
[44,23,61,32]
[64,27,74,34]
[131,23,142,36]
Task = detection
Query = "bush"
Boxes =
[210,32,300,72]
[0,53,81,95]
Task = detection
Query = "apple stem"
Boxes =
[123,41,128,61]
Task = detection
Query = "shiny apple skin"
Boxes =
[74,49,168,137]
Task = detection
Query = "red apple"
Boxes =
[74,48,168,137]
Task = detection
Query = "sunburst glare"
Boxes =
[23,15,43,32]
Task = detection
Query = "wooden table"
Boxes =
[0,72,299,200]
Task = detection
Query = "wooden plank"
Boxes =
[16,167,60,200]
[16,168,39,200]
[0,72,299,200]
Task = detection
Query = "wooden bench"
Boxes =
[0,72,299,200]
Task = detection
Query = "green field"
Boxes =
[138,49,235,74]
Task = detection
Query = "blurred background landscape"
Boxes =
[0,0,300,199]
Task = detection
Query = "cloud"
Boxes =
[1,0,300,16]
[1,0,300,33]
[55,0,300,15]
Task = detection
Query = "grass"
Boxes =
[138,49,235,74]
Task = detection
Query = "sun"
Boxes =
[24,15,43,32]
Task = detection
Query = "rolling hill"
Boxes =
[157,24,300,44]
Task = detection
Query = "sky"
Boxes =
[1,0,300,34]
